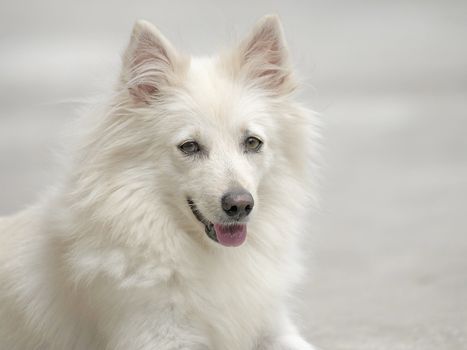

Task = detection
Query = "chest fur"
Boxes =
[181,250,287,350]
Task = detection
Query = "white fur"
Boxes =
[0,15,319,350]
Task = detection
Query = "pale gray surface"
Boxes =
[1,1,466,349]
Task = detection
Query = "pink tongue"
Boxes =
[214,224,247,247]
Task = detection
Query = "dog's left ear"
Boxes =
[232,15,296,95]
[121,20,187,104]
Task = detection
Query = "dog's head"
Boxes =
[89,16,312,248]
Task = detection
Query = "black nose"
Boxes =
[221,190,254,219]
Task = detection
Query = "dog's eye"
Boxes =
[244,136,263,152]
[179,141,200,155]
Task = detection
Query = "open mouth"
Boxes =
[187,199,247,247]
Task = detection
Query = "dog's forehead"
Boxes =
[182,57,268,125]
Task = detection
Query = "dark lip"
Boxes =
[187,199,218,242]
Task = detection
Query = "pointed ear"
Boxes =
[233,15,296,95]
[122,20,186,104]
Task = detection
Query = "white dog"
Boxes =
[0,15,319,350]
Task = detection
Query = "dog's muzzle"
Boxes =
[187,197,249,247]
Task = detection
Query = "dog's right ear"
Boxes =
[121,20,185,104]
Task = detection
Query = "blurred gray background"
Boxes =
[1,1,466,349]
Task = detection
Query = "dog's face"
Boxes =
[163,67,277,247]
[117,16,301,247]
